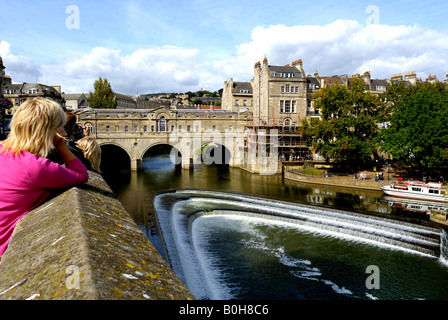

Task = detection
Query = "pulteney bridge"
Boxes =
[78,107,277,172]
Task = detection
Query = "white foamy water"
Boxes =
[154,190,447,300]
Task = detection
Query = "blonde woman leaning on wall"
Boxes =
[76,136,102,173]
[0,98,89,259]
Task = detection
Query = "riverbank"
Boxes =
[284,167,391,191]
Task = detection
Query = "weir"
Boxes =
[157,190,443,259]
[154,189,447,299]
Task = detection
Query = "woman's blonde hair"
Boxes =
[0,98,66,157]
[76,136,102,172]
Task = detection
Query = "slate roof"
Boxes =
[232,81,252,94]
[269,65,303,78]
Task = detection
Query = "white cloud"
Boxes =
[2,20,448,95]
[231,20,448,80]
[0,41,42,81]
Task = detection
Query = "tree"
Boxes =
[380,82,448,172]
[302,77,385,167]
[87,77,117,109]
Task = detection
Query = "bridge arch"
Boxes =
[193,141,233,166]
[140,143,182,167]
[99,142,132,171]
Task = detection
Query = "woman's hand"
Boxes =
[53,126,77,163]
[53,126,68,148]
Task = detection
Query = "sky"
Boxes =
[1,0,448,95]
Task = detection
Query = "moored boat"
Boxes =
[381,180,448,202]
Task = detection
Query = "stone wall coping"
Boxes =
[0,171,194,300]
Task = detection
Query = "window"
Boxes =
[196,125,200,132]
[281,86,285,93]
[429,189,439,194]
[235,100,239,106]
[294,86,299,93]
[106,126,110,133]
[243,100,247,106]
[229,126,233,132]
[212,125,216,132]
[124,126,129,132]
[178,125,182,132]
[285,101,291,113]
[280,100,296,113]
[187,125,191,132]
[286,84,290,93]
[160,116,166,132]
[134,125,138,132]
[143,125,148,132]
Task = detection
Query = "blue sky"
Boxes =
[1,0,448,94]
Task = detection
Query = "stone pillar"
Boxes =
[181,156,193,170]
[131,158,142,171]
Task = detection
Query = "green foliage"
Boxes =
[87,77,118,109]
[302,77,384,166]
[380,82,448,171]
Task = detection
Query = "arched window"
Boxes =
[159,116,166,132]
[283,118,291,127]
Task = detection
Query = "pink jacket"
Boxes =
[0,147,89,257]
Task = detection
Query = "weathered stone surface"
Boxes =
[0,171,194,300]
[430,210,448,226]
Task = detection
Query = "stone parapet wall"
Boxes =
[0,171,194,300]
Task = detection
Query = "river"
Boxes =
[102,153,448,300]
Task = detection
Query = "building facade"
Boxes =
[251,58,308,127]
[221,78,253,113]
[2,83,64,110]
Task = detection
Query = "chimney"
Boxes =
[362,71,371,85]
[391,73,403,82]
[292,59,304,76]
[426,74,438,84]
[404,71,417,85]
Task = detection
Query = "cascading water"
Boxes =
[441,228,448,264]
[155,189,448,300]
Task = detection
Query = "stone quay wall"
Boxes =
[284,168,390,191]
[0,171,194,300]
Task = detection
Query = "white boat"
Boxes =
[381,180,448,202]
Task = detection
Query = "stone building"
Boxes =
[115,93,137,109]
[2,82,64,110]
[0,55,5,98]
[221,78,253,113]
[62,93,88,111]
[251,58,307,127]
[81,106,251,136]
